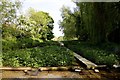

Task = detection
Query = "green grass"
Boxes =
[2,45,75,67]
[63,40,120,67]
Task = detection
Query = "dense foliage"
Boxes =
[1,0,54,51]
[59,6,77,40]
[1,0,120,68]
[2,45,75,67]
[0,0,22,66]
[26,8,54,40]
[59,2,120,44]
[1,0,76,67]
[63,40,120,67]
[59,2,120,67]
[0,0,21,25]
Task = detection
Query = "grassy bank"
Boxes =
[2,41,75,68]
[63,40,120,67]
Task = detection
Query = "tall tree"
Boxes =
[59,6,88,40]
[0,0,21,25]
[60,2,120,43]
[1,0,23,50]
[59,6,77,40]
[27,9,54,40]
[76,2,120,44]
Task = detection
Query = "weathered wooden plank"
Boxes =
[0,66,81,71]
[58,41,97,69]
[73,52,97,69]
[58,41,106,69]
[0,67,32,70]
[39,66,81,71]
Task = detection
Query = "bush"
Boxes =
[63,40,120,67]
[2,37,17,51]
[2,45,75,67]
[82,49,119,67]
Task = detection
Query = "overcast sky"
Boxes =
[21,0,76,37]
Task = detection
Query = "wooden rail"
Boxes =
[39,66,81,71]
[0,66,81,71]
[0,67,32,71]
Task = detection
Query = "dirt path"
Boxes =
[1,70,120,79]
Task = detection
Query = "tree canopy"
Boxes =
[28,9,54,40]
[0,0,21,25]
[59,2,120,44]
[1,0,54,51]
[59,6,77,40]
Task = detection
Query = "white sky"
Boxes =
[21,0,76,37]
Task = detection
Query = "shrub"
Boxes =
[63,40,120,67]
[2,45,75,67]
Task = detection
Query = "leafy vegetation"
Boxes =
[59,2,120,68]
[1,0,54,51]
[21,8,54,40]
[1,0,72,67]
[59,2,120,44]
[1,0,120,68]
[63,40,120,67]
[59,6,77,40]
[2,45,75,67]
[0,0,21,25]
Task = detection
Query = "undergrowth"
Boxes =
[63,40,120,67]
[2,45,75,67]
